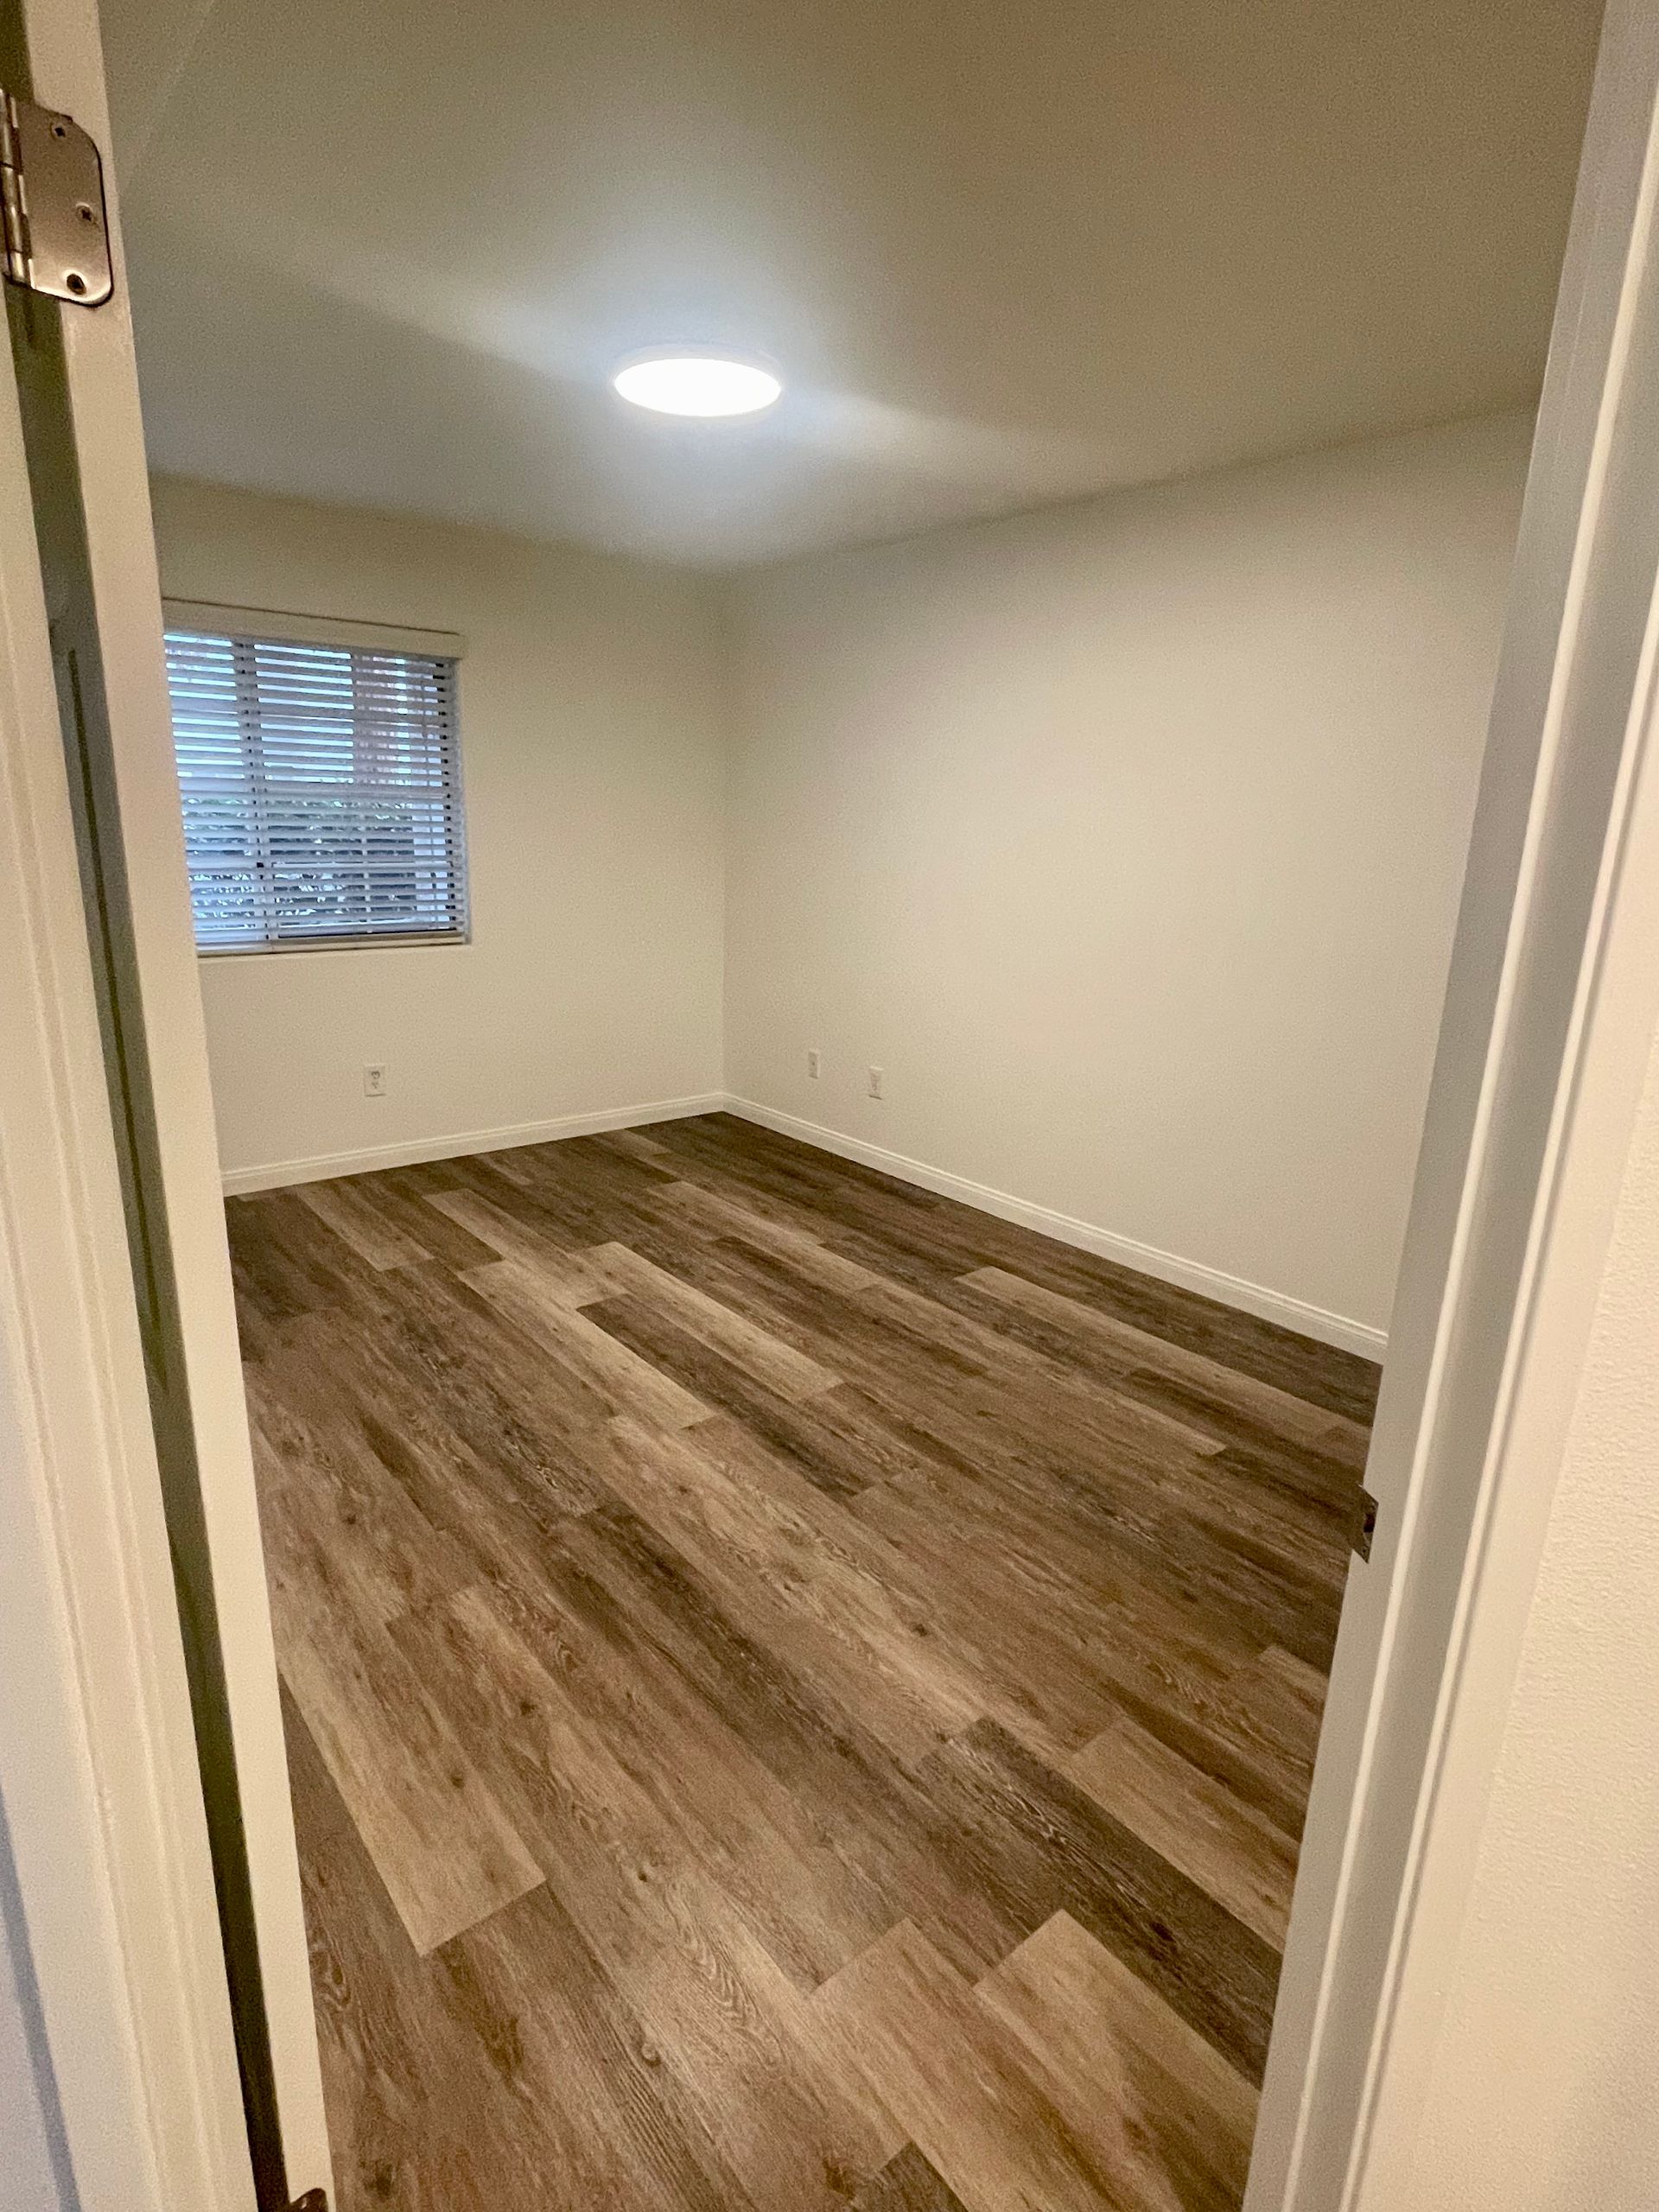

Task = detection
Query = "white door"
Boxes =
[0,0,327,2204]
[6,0,1659,2209]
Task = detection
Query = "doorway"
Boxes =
[3,1,1626,2209]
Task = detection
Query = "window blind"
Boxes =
[163,628,467,952]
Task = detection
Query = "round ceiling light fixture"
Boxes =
[611,347,783,418]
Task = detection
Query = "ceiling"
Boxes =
[103,0,1602,568]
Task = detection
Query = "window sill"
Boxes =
[196,931,472,959]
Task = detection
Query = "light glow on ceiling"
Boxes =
[611,348,783,418]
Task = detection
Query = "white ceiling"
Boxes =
[103,0,1601,569]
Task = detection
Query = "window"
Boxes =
[162,616,467,952]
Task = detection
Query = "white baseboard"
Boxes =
[219,1092,728,1196]
[722,1096,1388,1362]
[221,1085,1386,1360]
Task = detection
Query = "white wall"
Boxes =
[722,413,1533,1342]
[1403,1007,1659,2211]
[149,477,727,1183]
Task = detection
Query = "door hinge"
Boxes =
[1351,1485,1380,1564]
[289,2192,327,2212]
[0,90,111,305]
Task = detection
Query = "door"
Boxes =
[0,0,327,2204]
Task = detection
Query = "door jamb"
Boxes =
[0,241,253,2212]
[0,0,330,2202]
[1249,0,1659,2199]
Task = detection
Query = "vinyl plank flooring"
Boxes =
[580,1237,842,1402]
[463,1255,712,1429]
[808,1918,1123,2212]
[587,1301,918,1501]
[234,1111,1380,2212]
[976,1911,1257,2212]
[592,1414,986,1763]
[650,1171,836,1258]
[918,1720,1281,2084]
[480,1138,672,1248]
[346,1261,616,1501]
[848,1465,1180,1758]
[397,1583,897,2210]
[425,1183,596,1272]
[853,2144,971,2212]
[1223,1645,1330,1783]
[961,1264,1374,1454]
[294,1175,429,1270]
[593,1127,676,1166]
[403,1522,898,1991]
[889,1205,1381,1425]
[675,1235,1218,1507]
[862,1424,1342,1683]
[561,1497,1035,1983]
[684,1408,1108,1764]
[434,1886,760,2212]
[1114,1363,1370,1489]
[245,1366,472,1627]
[340,1166,508,1272]
[651,1118,1014,1290]
[1065,1711,1300,1948]
[258,1303,595,1562]
[283,1688,556,2212]
[267,1514,543,1955]
[226,1186,378,1322]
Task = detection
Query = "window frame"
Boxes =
[160,599,472,958]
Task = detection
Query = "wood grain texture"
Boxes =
[1065,1711,1299,1948]
[263,1504,542,1955]
[235,1110,1376,2210]
[811,1919,1124,2212]
[976,1910,1257,2212]
[854,2144,971,2212]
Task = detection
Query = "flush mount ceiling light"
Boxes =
[611,347,783,418]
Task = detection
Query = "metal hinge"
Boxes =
[0,90,111,305]
[1351,1485,1380,1564]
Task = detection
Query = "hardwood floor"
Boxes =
[228,1111,1378,2212]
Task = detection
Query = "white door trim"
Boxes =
[0,245,253,2212]
[4,0,331,2200]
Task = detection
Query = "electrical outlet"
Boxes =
[867,1065,884,1100]
[363,1063,388,1097]
[807,1048,822,1079]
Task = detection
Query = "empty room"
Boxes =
[48,0,1605,2207]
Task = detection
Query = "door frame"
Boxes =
[0,0,328,2204]
[0,165,254,2212]
[4,1,1656,2209]
[1249,0,1659,2198]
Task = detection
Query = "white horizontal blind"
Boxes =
[163,628,467,951]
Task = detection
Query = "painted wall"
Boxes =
[149,477,727,1183]
[722,413,1532,1342]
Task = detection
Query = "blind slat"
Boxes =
[163,628,468,950]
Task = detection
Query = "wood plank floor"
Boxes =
[229,1111,1379,2212]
